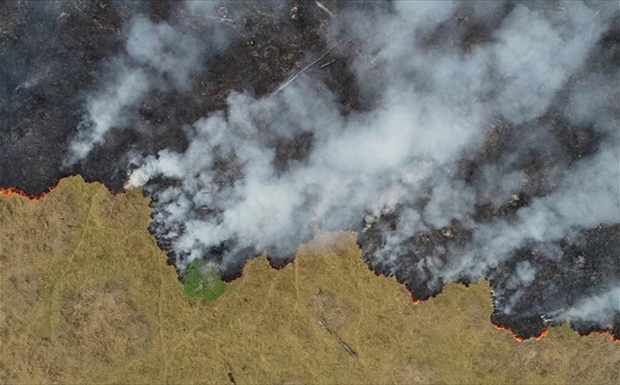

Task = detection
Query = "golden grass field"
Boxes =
[0,176,618,384]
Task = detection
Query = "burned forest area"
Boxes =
[1,0,619,343]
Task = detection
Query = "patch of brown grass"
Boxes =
[0,176,617,384]
[60,281,150,363]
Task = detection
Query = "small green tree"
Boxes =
[183,260,226,301]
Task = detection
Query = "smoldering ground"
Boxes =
[1,1,618,340]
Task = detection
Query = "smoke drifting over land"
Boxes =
[1,1,619,340]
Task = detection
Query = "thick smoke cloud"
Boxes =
[68,1,619,337]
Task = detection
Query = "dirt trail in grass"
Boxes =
[0,177,618,384]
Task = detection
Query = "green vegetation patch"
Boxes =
[183,260,226,301]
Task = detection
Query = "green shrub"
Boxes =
[183,260,226,301]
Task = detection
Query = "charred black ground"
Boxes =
[1,1,619,341]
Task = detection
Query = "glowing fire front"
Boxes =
[0,186,56,201]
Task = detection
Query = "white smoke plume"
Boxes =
[66,2,226,164]
[551,286,620,327]
[71,1,620,331]
[441,144,619,282]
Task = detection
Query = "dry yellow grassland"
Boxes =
[0,176,618,384]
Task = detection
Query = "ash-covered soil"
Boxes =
[0,1,356,193]
[1,1,619,341]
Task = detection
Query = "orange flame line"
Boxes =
[493,324,620,344]
[580,330,620,344]
[0,182,126,201]
[402,282,618,344]
[0,185,57,201]
[492,324,528,342]
[535,328,549,341]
